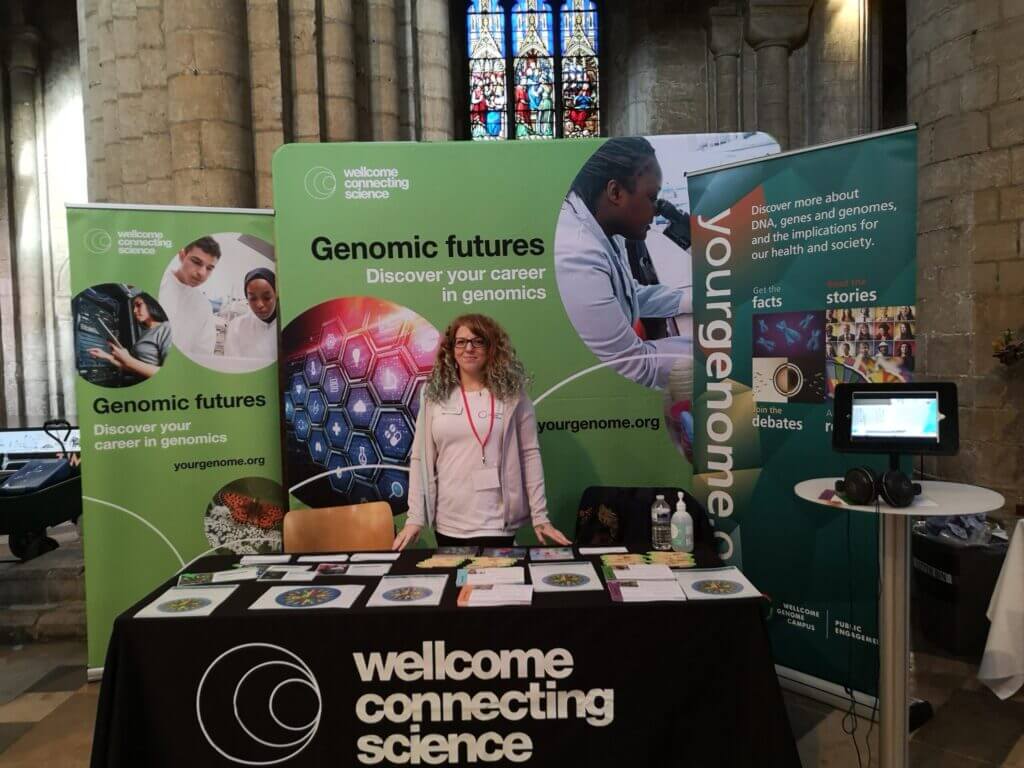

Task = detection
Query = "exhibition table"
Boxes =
[794,479,1005,768]
[91,548,800,768]
[979,518,1024,699]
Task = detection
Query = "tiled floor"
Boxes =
[0,642,96,768]
[0,640,1020,766]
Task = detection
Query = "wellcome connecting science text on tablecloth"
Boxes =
[352,641,613,765]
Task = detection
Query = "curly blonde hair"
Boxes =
[425,314,530,403]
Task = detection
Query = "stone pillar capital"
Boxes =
[744,0,812,51]
[708,4,743,59]
[5,26,41,74]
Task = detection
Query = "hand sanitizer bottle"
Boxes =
[671,492,694,553]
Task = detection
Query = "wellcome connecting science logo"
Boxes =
[196,641,614,765]
[196,643,322,765]
[302,164,412,201]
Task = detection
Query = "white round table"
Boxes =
[794,479,1004,768]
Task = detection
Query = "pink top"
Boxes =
[406,388,551,536]
[432,388,508,537]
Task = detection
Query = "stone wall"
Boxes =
[0,0,86,426]
[909,0,1024,520]
[79,0,455,209]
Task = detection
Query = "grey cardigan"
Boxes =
[405,389,552,532]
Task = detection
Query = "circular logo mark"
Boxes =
[84,229,112,255]
[304,167,337,200]
[275,587,341,608]
[541,573,589,588]
[772,362,804,398]
[197,643,322,765]
[157,597,211,613]
[691,579,744,595]
[382,586,432,602]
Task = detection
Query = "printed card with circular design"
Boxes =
[134,585,238,619]
[673,566,762,601]
[249,584,364,610]
[366,575,449,607]
[528,561,603,593]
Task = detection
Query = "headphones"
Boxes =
[835,466,921,508]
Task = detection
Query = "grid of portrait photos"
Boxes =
[752,305,916,404]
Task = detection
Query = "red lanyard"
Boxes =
[459,385,494,464]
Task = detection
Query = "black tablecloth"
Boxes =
[91,548,800,767]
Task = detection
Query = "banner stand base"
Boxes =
[776,665,878,721]
[87,667,103,683]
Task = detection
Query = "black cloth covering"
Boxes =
[91,546,799,768]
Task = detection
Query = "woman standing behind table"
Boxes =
[87,292,170,382]
[224,268,278,363]
[393,314,571,550]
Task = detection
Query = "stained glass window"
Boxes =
[466,0,600,140]
[512,1,555,140]
[560,0,599,138]
[468,0,508,140]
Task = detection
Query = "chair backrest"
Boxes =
[283,502,394,553]
[574,486,717,557]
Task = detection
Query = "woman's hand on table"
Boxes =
[534,522,571,546]
[392,524,422,551]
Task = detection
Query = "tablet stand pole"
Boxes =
[879,451,909,768]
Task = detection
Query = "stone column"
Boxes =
[322,0,358,141]
[247,0,287,208]
[0,38,21,421]
[6,23,50,421]
[416,0,454,140]
[114,0,147,202]
[165,0,255,207]
[98,0,122,201]
[745,0,812,149]
[366,0,401,140]
[79,0,103,201]
[708,3,743,133]
[288,0,323,142]
[805,0,865,144]
[138,0,173,203]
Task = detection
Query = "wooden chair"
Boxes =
[283,502,394,553]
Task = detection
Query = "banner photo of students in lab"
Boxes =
[67,205,283,669]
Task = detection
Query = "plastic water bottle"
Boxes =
[651,494,672,551]
[671,491,694,553]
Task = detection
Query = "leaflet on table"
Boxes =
[350,552,402,562]
[530,547,575,561]
[603,563,675,581]
[347,564,393,577]
[240,554,291,565]
[435,546,479,556]
[417,555,471,569]
[458,566,526,586]
[259,568,316,582]
[481,547,527,559]
[529,562,603,592]
[366,575,448,607]
[674,567,762,600]
[316,563,350,575]
[297,554,350,563]
[602,552,696,569]
[458,584,534,607]
[135,585,237,619]
[577,546,628,555]
[178,567,261,585]
[249,584,364,610]
[608,579,687,603]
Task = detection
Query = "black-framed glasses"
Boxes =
[454,337,488,350]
